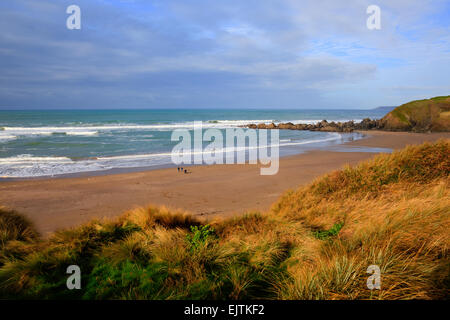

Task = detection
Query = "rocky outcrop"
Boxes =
[243,118,383,133]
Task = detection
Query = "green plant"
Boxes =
[313,222,344,240]
[186,225,216,251]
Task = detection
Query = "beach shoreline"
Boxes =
[1,130,449,236]
[0,130,365,181]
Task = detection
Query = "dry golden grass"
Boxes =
[120,205,202,230]
[0,140,449,299]
[0,207,40,268]
[0,207,39,245]
[273,179,449,299]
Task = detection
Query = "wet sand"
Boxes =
[0,130,448,236]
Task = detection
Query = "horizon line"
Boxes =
[0,106,396,111]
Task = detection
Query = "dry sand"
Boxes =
[1,130,448,236]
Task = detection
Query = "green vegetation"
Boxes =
[313,222,344,240]
[186,224,216,251]
[0,140,449,299]
[381,95,450,132]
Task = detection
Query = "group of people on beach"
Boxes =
[177,167,189,174]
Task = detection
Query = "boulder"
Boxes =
[278,122,295,129]
[257,123,267,129]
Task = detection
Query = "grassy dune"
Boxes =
[382,95,450,132]
[0,140,449,299]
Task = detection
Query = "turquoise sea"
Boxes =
[0,109,388,178]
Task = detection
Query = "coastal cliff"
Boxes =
[381,96,450,132]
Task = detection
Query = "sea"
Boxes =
[0,109,389,178]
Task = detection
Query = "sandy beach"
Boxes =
[1,130,448,236]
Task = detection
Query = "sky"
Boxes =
[0,0,449,109]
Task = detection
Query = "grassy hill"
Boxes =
[381,96,450,132]
[0,140,449,299]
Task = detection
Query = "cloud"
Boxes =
[0,0,448,109]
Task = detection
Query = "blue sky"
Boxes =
[0,0,449,109]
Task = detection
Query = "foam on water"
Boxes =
[1,120,273,134]
[0,119,363,135]
[0,134,17,142]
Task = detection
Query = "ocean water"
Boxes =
[0,109,387,178]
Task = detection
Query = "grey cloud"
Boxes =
[0,0,448,109]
